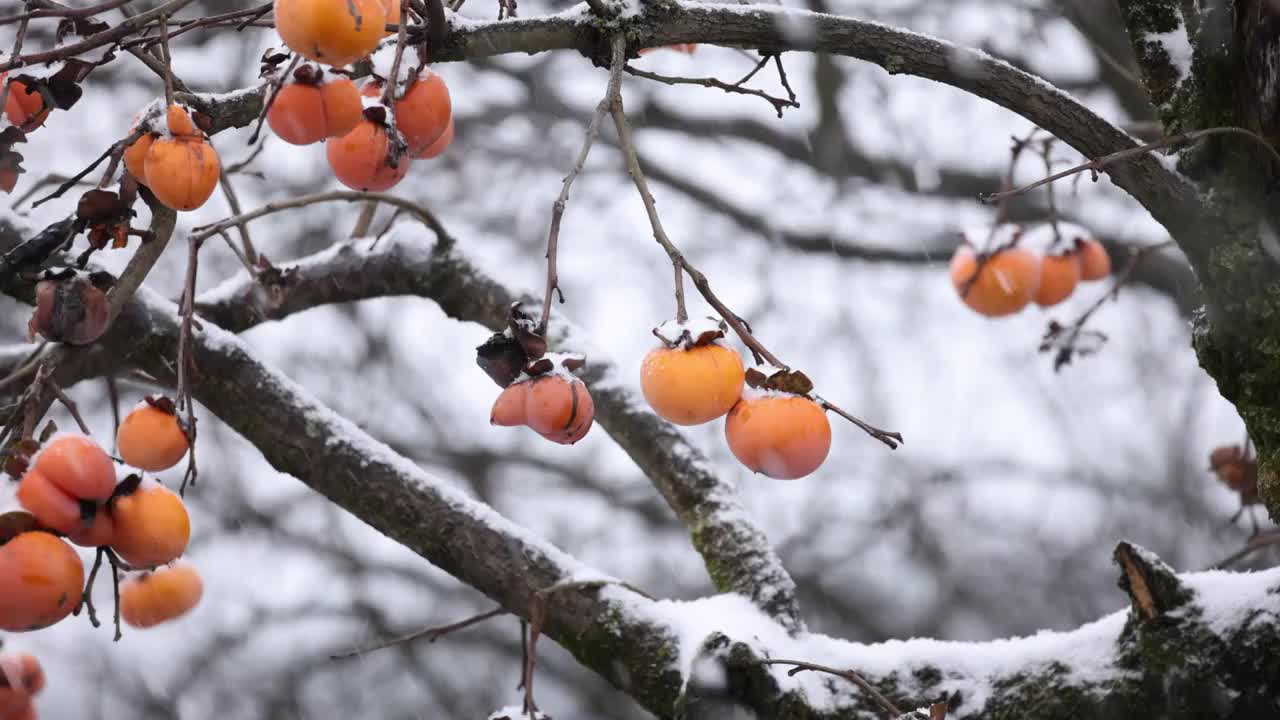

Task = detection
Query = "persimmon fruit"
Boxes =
[386,71,451,155]
[413,117,453,159]
[16,470,83,535]
[641,343,744,425]
[0,651,43,720]
[725,394,831,480]
[0,531,84,632]
[117,401,189,472]
[119,562,203,628]
[274,0,386,67]
[1034,251,1080,307]
[1075,238,1111,281]
[32,434,115,501]
[2,79,49,132]
[949,245,1041,317]
[109,481,190,567]
[266,77,362,145]
[326,119,410,191]
[490,375,594,445]
[144,135,220,211]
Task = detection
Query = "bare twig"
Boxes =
[350,200,379,238]
[329,606,506,659]
[382,1,410,105]
[761,659,903,719]
[0,0,198,72]
[0,0,133,25]
[191,190,454,247]
[217,168,258,266]
[984,127,1280,203]
[537,35,627,334]
[157,12,174,106]
[248,55,299,145]
[1210,529,1280,570]
[623,64,798,118]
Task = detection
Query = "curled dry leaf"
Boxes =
[744,367,814,395]
[476,333,528,388]
[260,48,292,77]
[1209,444,1259,504]
[652,316,728,349]
[2,438,41,480]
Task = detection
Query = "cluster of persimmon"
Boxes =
[268,0,453,191]
[122,104,221,212]
[1,399,202,635]
[640,319,831,480]
[0,650,43,720]
[948,227,1112,317]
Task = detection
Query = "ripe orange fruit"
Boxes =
[490,381,529,427]
[32,434,116,501]
[525,375,594,443]
[165,103,197,137]
[109,481,190,567]
[389,71,451,155]
[489,375,594,444]
[267,77,362,145]
[326,120,410,190]
[0,531,84,631]
[0,651,43,720]
[1033,252,1080,307]
[725,395,831,480]
[1075,238,1111,281]
[413,117,453,159]
[16,470,82,535]
[119,561,203,628]
[3,79,49,132]
[117,402,189,472]
[948,245,1041,317]
[274,0,386,67]
[640,344,744,425]
[123,131,154,183]
[144,135,220,211]
[65,509,114,549]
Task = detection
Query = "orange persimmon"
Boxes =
[389,71,451,155]
[266,77,362,145]
[490,375,594,445]
[119,561,203,628]
[379,0,400,35]
[32,434,116,501]
[16,470,81,535]
[948,245,1041,317]
[0,651,42,720]
[3,79,49,132]
[144,134,220,211]
[0,531,84,632]
[413,117,453,159]
[274,0,386,67]
[641,343,744,425]
[1075,238,1111,281]
[725,394,831,480]
[117,401,189,472]
[109,481,190,567]
[326,119,410,191]
[1034,251,1080,307]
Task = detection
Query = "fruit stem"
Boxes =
[382,0,411,105]
[157,12,174,107]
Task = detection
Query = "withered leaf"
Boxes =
[38,420,58,443]
[362,105,388,125]
[110,473,142,501]
[77,189,123,222]
[0,511,40,545]
[55,16,110,42]
[524,358,553,376]
[744,367,768,389]
[768,369,813,395]
[507,303,547,360]
[476,333,527,388]
[144,394,178,415]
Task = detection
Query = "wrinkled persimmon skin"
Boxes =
[267,79,362,145]
[117,404,189,472]
[0,532,85,632]
[109,483,190,567]
[165,104,197,137]
[144,137,220,211]
[725,395,831,480]
[123,132,154,183]
[16,470,82,534]
[33,435,116,501]
[119,562,203,628]
[1075,238,1111,281]
[948,245,1041,317]
[413,118,453,159]
[274,0,386,66]
[326,120,410,191]
[641,344,745,425]
[3,80,49,132]
[1033,252,1080,307]
[65,509,113,549]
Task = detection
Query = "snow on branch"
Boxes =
[192,224,805,632]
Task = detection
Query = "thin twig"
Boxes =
[157,12,174,106]
[248,55,299,145]
[624,64,798,118]
[191,190,454,247]
[761,659,903,719]
[537,35,627,334]
[984,127,1280,203]
[217,168,258,266]
[330,606,506,660]
[1210,529,1280,570]
[0,0,198,72]
[350,200,379,238]
[0,0,133,25]
[382,1,410,105]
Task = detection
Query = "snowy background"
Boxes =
[0,0,1265,717]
